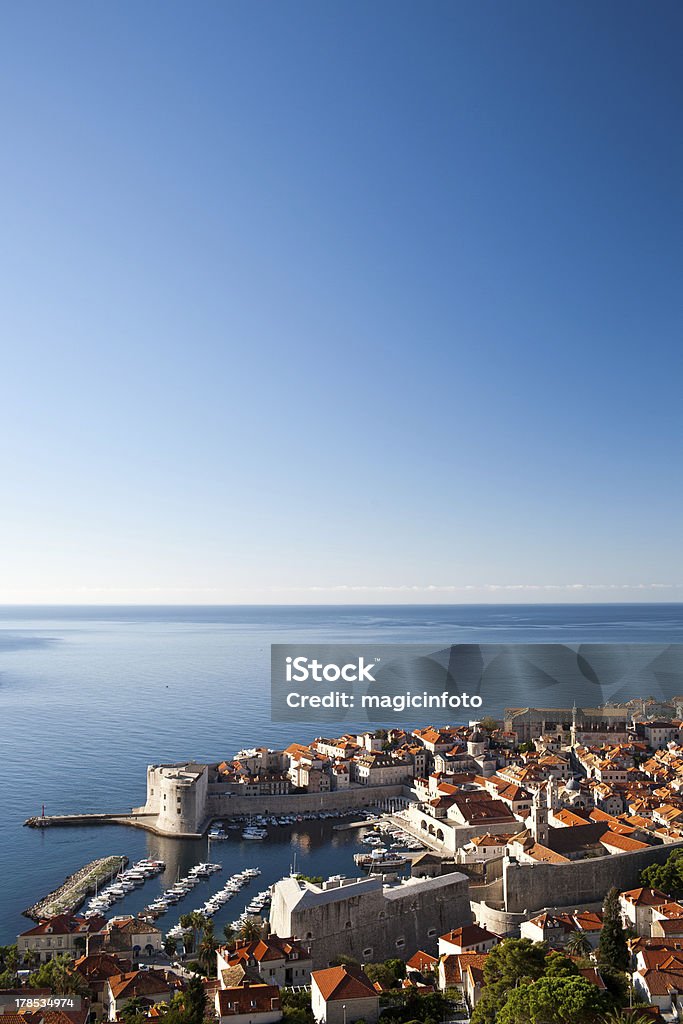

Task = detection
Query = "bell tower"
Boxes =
[531,790,549,846]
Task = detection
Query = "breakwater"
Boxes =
[24,812,157,830]
[23,855,128,921]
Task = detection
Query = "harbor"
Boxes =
[16,811,430,942]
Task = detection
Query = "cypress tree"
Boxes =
[599,887,630,972]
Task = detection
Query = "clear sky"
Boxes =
[1,1,681,604]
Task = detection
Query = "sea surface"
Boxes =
[2,603,683,945]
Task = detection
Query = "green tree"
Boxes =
[363,963,398,991]
[599,889,630,973]
[329,954,360,968]
[565,932,593,958]
[281,992,314,1024]
[543,952,579,978]
[471,939,548,1024]
[197,920,219,978]
[479,717,500,733]
[164,937,178,958]
[119,997,151,1024]
[238,917,262,942]
[179,912,208,956]
[641,849,683,898]
[497,975,610,1024]
[184,975,207,1024]
[222,923,235,945]
[600,1011,651,1024]
[0,945,19,973]
[385,958,407,981]
[38,956,70,995]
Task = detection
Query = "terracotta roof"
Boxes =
[440,925,498,948]
[108,970,180,1000]
[106,917,161,936]
[20,914,106,937]
[225,937,309,964]
[578,967,607,990]
[654,903,683,921]
[444,953,490,988]
[438,954,462,986]
[600,831,650,852]
[406,950,438,972]
[553,808,591,826]
[73,953,134,979]
[638,967,683,997]
[573,911,603,932]
[622,887,669,907]
[312,965,378,1002]
[216,983,281,1016]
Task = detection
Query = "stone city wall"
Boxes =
[503,840,683,915]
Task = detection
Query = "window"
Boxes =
[395,938,405,950]
[427,928,437,938]
[363,948,373,958]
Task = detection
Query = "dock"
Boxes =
[333,817,381,831]
[24,855,128,921]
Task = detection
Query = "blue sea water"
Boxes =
[1,603,683,944]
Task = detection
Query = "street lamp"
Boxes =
[343,1005,346,1024]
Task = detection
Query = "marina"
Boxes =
[15,811,426,943]
[13,815,399,940]
[84,858,166,916]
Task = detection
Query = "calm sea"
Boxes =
[2,603,683,944]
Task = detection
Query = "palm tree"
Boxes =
[21,949,37,970]
[601,1012,650,1024]
[222,923,235,946]
[565,932,593,958]
[197,921,219,978]
[238,918,262,942]
[180,911,207,955]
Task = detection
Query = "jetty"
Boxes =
[333,817,382,831]
[23,855,128,921]
[24,811,157,829]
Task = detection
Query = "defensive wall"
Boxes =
[135,765,412,835]
[503,839,683,915]
[472,897,604,937]
[204,785,409,820]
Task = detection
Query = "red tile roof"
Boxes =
[216,983,281,1016]
[440,925,498,948]
[406,950,438,972]
[312,965,378,1002]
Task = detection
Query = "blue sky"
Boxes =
[0,1,681,603]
